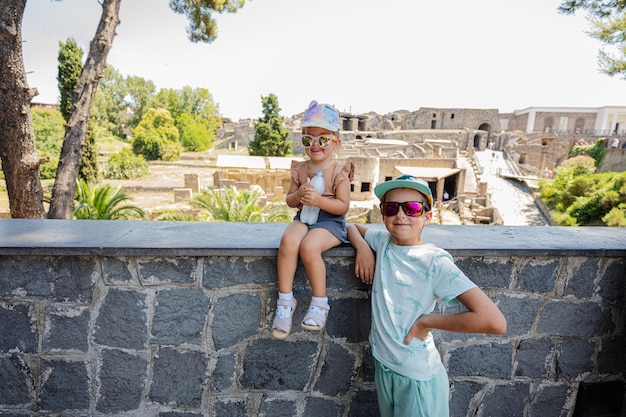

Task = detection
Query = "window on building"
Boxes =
[451,113,455,119]
[431,120,436,129]
[361,182,371,192]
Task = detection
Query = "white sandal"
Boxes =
[271,298,297,340]
[301,300,330,331]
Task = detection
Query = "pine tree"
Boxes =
[58,38,99,183]
[248,94,291,157]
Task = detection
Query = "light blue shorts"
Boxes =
[375,359,450,417]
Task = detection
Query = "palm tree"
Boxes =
[156,210,198,222]
[73,179,146,220]
[191,186,292,222]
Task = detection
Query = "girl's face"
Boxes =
[381,187,432,246]
[302,126,338,161]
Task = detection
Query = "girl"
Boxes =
[271,100,354,340]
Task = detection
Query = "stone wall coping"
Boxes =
[1,219,625,257]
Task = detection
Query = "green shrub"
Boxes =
[539,158,626,226]
[603,204,626,227]
[131,108,180,161]
[32,107,65,179]
[104,148,149,179]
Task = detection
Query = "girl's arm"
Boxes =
[285,177,304,208]
[403,287,507,344]
[347,224,375,284]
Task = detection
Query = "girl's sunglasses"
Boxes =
[380,201,429,217]
[300,134,337,148]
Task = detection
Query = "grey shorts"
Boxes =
[294,210,349,244]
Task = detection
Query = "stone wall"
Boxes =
[0,220,625,417]
[601,148,626,173]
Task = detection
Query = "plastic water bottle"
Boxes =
[300,171,325,225]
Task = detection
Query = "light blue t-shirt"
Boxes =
[365,228,477,380]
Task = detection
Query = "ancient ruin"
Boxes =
[212,106,626,225]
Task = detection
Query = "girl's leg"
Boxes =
[277,222,309,294]
[299,228,340,330]
[299,228,340,297]
[272,222,309,340]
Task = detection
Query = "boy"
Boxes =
[347,174,506,417]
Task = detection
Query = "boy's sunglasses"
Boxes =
[380,201,429,217]
[300,134,337,148]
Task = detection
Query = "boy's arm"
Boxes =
[403,287,507,345]
[346,224,375,284]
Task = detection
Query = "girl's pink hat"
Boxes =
[301,100,341,132]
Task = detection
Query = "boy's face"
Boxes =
[381,187,432,246]
[303,127,337,161]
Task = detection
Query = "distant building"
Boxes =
[503,106,626,136]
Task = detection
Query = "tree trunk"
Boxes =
[0,0,46,218]
[48,0,121,219]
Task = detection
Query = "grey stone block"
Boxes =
[152,288,210,346]
[514,338,553,378]
[527,383,569,417]
[102,257,134,284]
[598,258,626,305]
[347,390,379,417]
[259,396,297,417]
[303,397,344,417]
[0,257,51,297]
[537,301,614,337]
[362,345,375,383]
[450,380,485,417]
[214,399,247,417]
[497,293,541,336]
[159,412,202,417]
[325,258,368,292]
[212,294,261,350]
[326,297,371,343]
[556,339,595,379]
[203,256,276,288]
[52,257,96,303]
[598,335,626,375]
[564,258,599,298]
[97,349,147,413]
[44,306,89,352]
[149,347,207,408]
[448,343,512,379]
[137,257,197,284]
[212,352,237,392]
[241,339,317,390]
[0,304,36,353]
[516,258,559,293]
[0,356,31,406]
[94,289,148,349]
[478,383,530,417]
[40,360,89,412]
[314,342,357,396]
[455,257,513,288]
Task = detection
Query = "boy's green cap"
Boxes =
[374,175,433,208]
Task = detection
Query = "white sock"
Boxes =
[311,296,328,305]
[304,296,329,325]
[277,292,294,319]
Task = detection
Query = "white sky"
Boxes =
[22,0,626,121]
